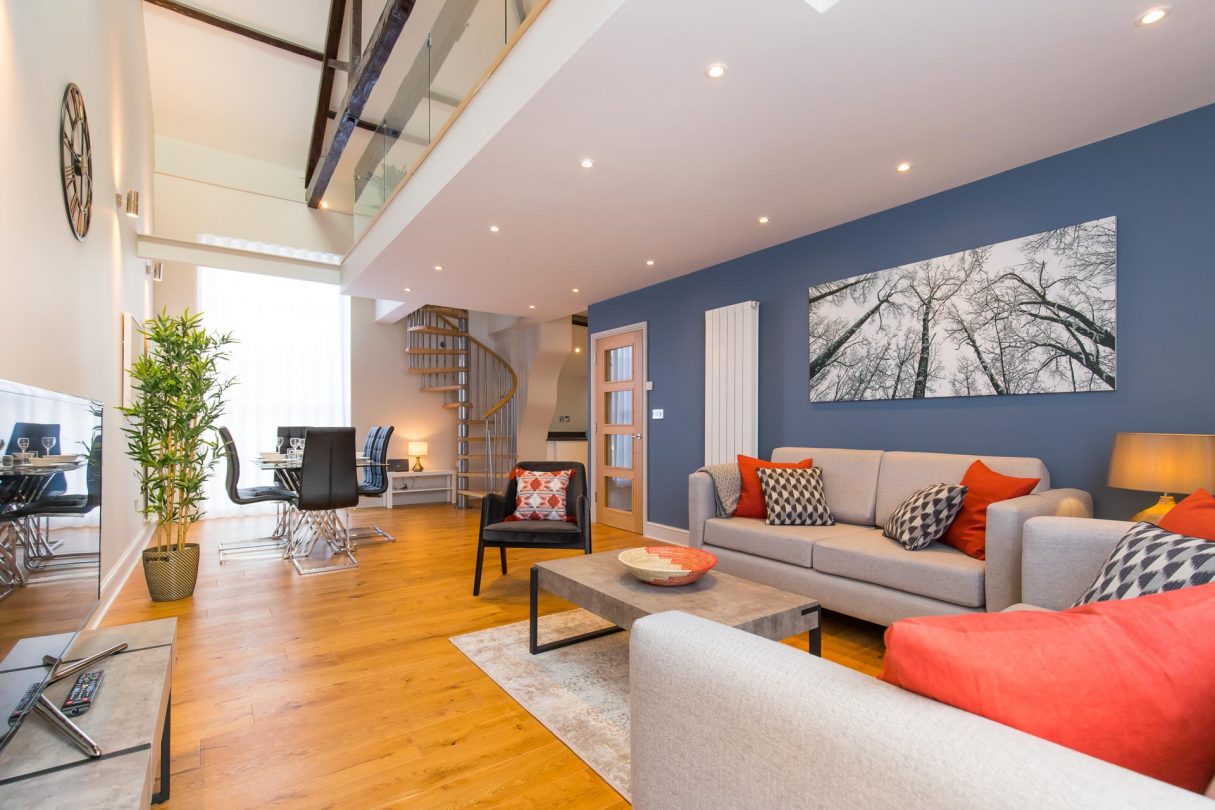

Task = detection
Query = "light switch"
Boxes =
[652,409,664,420]
[645,381,654,391]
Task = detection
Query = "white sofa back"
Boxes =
[771,447,1050,528]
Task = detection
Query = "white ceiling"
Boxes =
[342,0,1215,319]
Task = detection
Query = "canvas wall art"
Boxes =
[808,216,1116,402]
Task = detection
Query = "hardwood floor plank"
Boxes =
[102,504,885,807]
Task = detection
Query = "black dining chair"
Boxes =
[290,427,359,575]
[474,461,590,596]
[216,427,297,563]
[349,425,394,544]
[14,433,103,573]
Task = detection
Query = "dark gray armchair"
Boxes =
[474,461,590,596]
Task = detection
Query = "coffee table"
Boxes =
[529,549,821,655]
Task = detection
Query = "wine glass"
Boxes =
[275,436,284,453]
[42,437,56,458]
[17,437,29,459]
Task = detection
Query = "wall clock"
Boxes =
[59,83,93,240]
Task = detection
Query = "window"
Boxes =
[197,268,350,516]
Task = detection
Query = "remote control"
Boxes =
[8,682,41,725]
[61,670,104,717]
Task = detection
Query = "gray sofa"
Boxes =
[631,516,1213,809]
[689,448,1092,625]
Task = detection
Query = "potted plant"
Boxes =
[121,310,235,601]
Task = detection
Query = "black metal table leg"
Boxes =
[529,566,623,655]
[150,692,170,804]
[803,605,822,656]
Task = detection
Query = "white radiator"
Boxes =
[704,301,759,466]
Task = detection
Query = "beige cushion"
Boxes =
[770,447,883,525]
[874,451,1050,528]
[813,530,987,608]
[703,517,871,568]
[1002,603,1052,613]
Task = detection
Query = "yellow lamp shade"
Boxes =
[1108,433,1215,494]
[407,441,428,457]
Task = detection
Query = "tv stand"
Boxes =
[0,620,175,807]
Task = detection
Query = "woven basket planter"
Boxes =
[142,542,200,602]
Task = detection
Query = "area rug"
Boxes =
[450,610,632,800]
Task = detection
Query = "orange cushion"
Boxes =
[881,585,1215,792]
[941,460,1039,560]
[1159,489,1215,542]
[734,454,812,519]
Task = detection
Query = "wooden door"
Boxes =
[593,329,645,533]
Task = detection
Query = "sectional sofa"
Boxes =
[688,447,1092,625]
[630,516,1211,809]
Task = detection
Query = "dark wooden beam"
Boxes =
[306,0,416,208]
[305,0,348,187]
[143,0,323,61]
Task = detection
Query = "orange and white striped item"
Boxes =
[618,546,717,586]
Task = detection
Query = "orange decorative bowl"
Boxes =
[618,546,718,587]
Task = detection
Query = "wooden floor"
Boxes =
[103,505,886,809]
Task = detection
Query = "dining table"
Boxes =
[0,458,88,595]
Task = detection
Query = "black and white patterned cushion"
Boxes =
[883,483,969,550]
[757,466,834,526]
[1073,522,1215,607]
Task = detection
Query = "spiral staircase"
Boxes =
[405,306,517,507]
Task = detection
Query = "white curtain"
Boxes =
[196,268,350,517]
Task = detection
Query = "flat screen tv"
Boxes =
[0,379,103,755]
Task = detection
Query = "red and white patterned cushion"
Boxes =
[508,468,575,521]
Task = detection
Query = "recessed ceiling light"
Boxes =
[528,304,536,309]
[757,216,770,224]
[320,200,329,209]
[1136,6,1169,25]
[896,162,913,173]
[572,288,580,293]
[489,224,500,233]
[403,287,412,292]
[705,63,728,79]
[580,158,595,169]
[434,265,443,271]
[645,259,655,266]
[574,346,581,353]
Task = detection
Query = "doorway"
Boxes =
[592,325,646,533]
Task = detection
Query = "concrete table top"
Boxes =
[536,549,820,641]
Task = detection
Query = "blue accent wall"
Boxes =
[589,104,1215,529]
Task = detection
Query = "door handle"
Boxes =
[632,433,642,440]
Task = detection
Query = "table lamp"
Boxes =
[1107,432,1215,523]
[408,441,428,472]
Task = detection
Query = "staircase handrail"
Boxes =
[433,312,518,419]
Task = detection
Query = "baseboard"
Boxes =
[89,521,154,630]
[643,521,690,546]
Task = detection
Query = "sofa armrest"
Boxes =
[984,488,1092,611]
[630,611,1206,810]
[1022,516,1133,610]
[688,471,716,549]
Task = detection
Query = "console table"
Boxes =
[385,469,455,508]
[0,619,175,809]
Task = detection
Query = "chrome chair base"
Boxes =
[217,503,291,564]
[347,525,395,545]
[288,508,358,576]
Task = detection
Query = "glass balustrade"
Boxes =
[351,0,541,237]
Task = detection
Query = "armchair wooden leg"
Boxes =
[499,546,507,574]
[473,539,486,596]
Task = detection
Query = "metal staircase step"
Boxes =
[457,489,489,499]
[406,347,466,355]
[407,367,463,375]
[421,385,466,393]
[408,326,466,336]
[442,402,470,410]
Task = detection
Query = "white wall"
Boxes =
[0,0,155,591]
[549,324,588,432]
[349,297,457,481]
